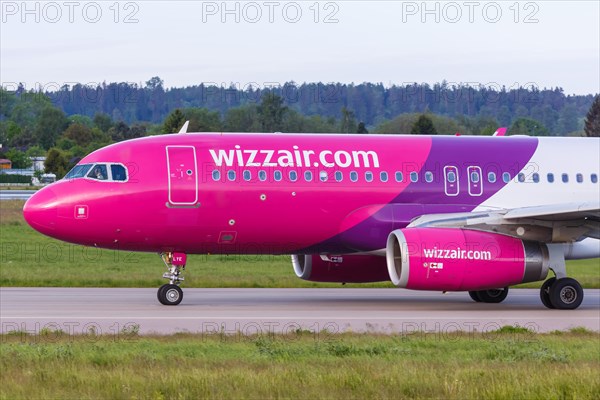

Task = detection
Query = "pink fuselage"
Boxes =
[24,133,546,255]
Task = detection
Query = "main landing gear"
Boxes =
[157,252,186,306]
[467,277,584,309]
[540,277,583,310]
[539,249,584,310]
[468,287,509,303]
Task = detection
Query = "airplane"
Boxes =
[23,125,600,308]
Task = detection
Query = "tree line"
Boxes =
[0,81,598,179]
[11,77,595,134]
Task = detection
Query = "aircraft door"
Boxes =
[166,146,198,205]
[443,166,459,196]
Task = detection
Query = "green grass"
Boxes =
[2,199,599,399]
[2,200,599,288]
[1,330,599,399]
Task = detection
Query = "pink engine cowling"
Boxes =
[292,254,390,283]
[386,228,550,291]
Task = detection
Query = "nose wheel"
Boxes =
[158,284,183,306]
[157,252,186,306]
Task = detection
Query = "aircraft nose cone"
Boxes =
[23,187,58,234]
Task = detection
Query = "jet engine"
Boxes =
[386,228,549,291]
[291,254,390,283]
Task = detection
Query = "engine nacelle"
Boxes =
[292,254,390,283]
[386,228,550,291]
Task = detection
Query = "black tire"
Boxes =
[158,284,183,306]
[540,277,556,309]
[468,291,482,302]
[476,287,509,303]
[549,278,583,310]
[157,284,170,305]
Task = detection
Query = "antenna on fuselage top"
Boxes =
[178,121,190,134]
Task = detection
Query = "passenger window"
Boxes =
[350,171,358,182]
[487,172,496,183]
[532,173,539,183]
[576,173,583,183]
[547,173,554,183]
[380,171,388,182]
[110,164,127,181]
[88,164,108,181]
[243,170,251,181]
[289,171,298,182]
[592,174,598,184]
[365,172,373,182]
[259,170,267,182]
[212,170,220,181]
[518,173,525,183]
[227,170,236,181]
[274,170,282,182]
[395,172,403,182]
[410,172,418,183]
[425,171,433,183]
[471,171,481,183]
[447,172,456,183]
[502,172,511,183]
[319,171,328,182]
[304,171,312,182]
[562,173,569,183]
[335,171,343,182]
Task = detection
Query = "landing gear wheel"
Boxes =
[476,287,509,303]
[540,277,556,309]
[157,284,183,306]
[468,291,482,302]
[549,278,583,310]
[157,284,170,305]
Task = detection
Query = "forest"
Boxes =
[0,77,598,178]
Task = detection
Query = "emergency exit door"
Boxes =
[467,166,483,196]
[166,146,198,205]
[443,166,459,196]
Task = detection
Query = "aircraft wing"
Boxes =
[502,202,600,221]
[408,201,600,243]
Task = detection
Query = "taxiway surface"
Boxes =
[0,190,35,200]
[1,288,598,335]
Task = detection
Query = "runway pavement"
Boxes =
[0,190,35,200]
[1,288,599,335]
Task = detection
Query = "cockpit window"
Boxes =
[111,164,127,181]
[65,163,128,182]
[64,164,93,179]
[88,164,108,180]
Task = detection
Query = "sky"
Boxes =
[1,1,599,95]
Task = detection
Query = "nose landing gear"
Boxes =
[157,252,186,306]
